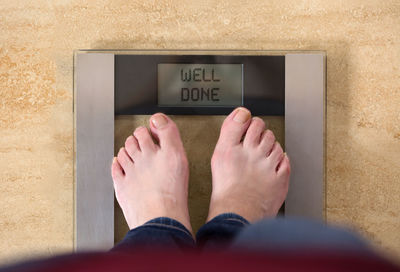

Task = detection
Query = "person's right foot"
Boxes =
[111,113,192,234]
[207,107,291,222]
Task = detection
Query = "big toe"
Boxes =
[217,107,252,146]
[150,113,184,151]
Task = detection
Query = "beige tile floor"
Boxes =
[0,0,399,264]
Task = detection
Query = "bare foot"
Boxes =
[111,113,192,234]
[208,107,291,222]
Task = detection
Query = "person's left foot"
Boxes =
[111,113,192,234]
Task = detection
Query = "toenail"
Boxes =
[233,108,251,123]
[151,114,168,129]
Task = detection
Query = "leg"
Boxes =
[196,213,250,249]
[230,217,373,253]
[110,113,194,251]
[112,217,194,251]
[198,107,290,248]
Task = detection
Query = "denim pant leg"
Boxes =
[111,217,195,252]
[230,216,373,254]
[196,213,250,249]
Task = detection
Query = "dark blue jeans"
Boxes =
[112,213,372,254]
[0,214,390,272]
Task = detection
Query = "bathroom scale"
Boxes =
[74,50,326,251]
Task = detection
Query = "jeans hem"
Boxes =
[141,221,193,240]
[208,213,250,226]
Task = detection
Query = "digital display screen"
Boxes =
[158,64,243,107]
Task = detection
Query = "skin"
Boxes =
[111,107,290,236]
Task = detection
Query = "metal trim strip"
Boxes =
[75,53,115,250]
[284,53,326,219]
